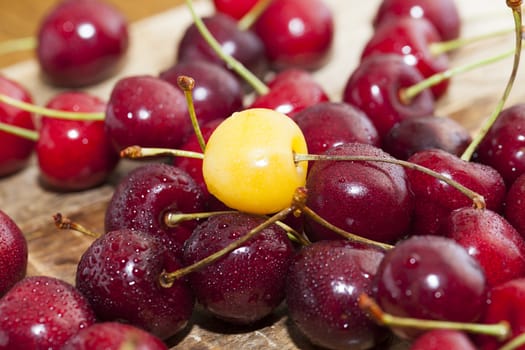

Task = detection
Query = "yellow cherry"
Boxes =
[202,108,308,214]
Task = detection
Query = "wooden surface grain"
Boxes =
[0,0,524,349]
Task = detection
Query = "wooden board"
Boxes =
[0,0,523,348]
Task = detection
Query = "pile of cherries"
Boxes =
[1,0,525,349]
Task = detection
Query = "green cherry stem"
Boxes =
[295,153,486,210]
[0,94,105,121]
[237,0,273,31]
[184,0,270,95]
[119,145,204,160]
[0,36,37,55]
[0,121,38,141]
[461,2,523,161]
[177,75,206,152]
[499,332,525,350]
[359,294,511,341]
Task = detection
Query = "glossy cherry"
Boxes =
[0,75,36,177]
[0,210,27,296]
[213,0,259,20]
[410,330,477,350]
[504,173,525,238]
[253,0,334,70]
[36,0,129,87]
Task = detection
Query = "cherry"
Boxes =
[382,115,471,160]
[177,13,268,79]
[104,163,205,255]
[0,76,36,177]
[37,91,119,191]
[361,17,450,98]
[159,60,243,125]
[441,207,525,288]
[62,322,168,350]
[374,235,488,339]
[504,173,525,238]
[473,103,525,186]
[342,54,435,138]
[105,75,191,152]
[0,210,27,296]
[293,102,380,156]
[253,0,334,70]
[36,0,129,87]
[182,212,294,324]
[410,330,477,350]
[0,275,95,349]
[76,228,194,339]
[406,148,506,236]
[286,239,388,350]
[213,0,259,20]
[373,0,461,41]
[304,142,414,244]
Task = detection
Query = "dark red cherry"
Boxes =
[410,330,477,350]
[76,229,194,339]
[177,13,267,79]
[293,102,380,156]
[36,92,119,191]
[361,17,449,98]
[249,69,330,117]
[213,0,259,20]
[0,75,36,177]
[407,149,506,236]
[253,0,334,70]
[182,212,294,324]
[504,173,525,238]
[0,210,27,296]
[62,322,168,350]
[0,275,95,349]
[36,0,129,87]
[159,60,243,125]
[473,104,525,186]
[375,235,487,339]
[382,115,472,160]
[286,240,388,350]
[105,75,191,152]
[343,54,435,138]
[104,163,205,255]
[373,0,461,41]
[441,207,525,288]
[304,142,414,244]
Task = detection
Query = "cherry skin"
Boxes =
[0,275,95,349]
[36,92,119,191]
[159,60,243,125]
[104,163,205,256]
[343,54,435,138]
[105,75,191,152]
[0,76,36,177]
[410,330,477,350]
[253,0,334,70]
[406,148,506,236]
[304,142,414,244]
[286,240,388,350]
[62,322,168,350]
[373,0,461,41]
[212,0,259,20]
[36,0,129,87]
[76,228,195,340]
[361,17,450,98]
[382,115,471,160]
[473,103,525,186]
[0,210,27,296]
[183,212,294,324]
[249,69,330,118]
[293,102,380,156]
[504,173,525,238]
[441,207,525,288]
[374,235,488,339]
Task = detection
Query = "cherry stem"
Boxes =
[295,153,486,210]
[177,75,206,152]
[119,145,204,160]
[358,294,511,341]
[0,121,38,141]
[237,0,273,31]
[0,94,105,120]
[461,4,523,161]
[400,46,521,103]
[184,0,270,95]
[499,332,525,350]
[53,213,101,238]
[0,36,37,55]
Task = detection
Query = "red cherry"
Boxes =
[505,173,525,238]
[36,0,129,87]
[0,75,36,177]
[0,210,27,296]
[213,0,259,20]
[253,0,334,69]
[410,330,477,350]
